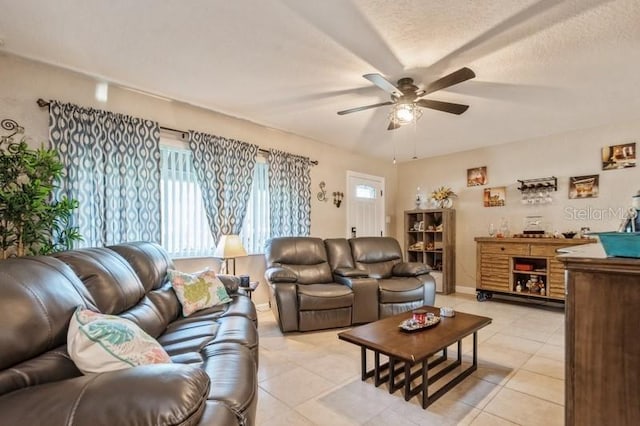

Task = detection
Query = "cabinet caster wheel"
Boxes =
[476,291,492,302]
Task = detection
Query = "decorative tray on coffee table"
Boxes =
[398,316,441,332]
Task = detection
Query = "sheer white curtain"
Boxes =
[240,160,269,253]
[160,146,216,257]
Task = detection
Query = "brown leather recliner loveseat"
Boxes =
[265,236,436,332]
[0,242,258,426]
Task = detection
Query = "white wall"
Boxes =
[0,52,398,304]
[396,121,640,291]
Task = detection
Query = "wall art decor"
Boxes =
[483,186,506,207]
[569,174,599,199]
[602,142,636,170]
[467,166,488,186]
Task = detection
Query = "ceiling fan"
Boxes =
[337,67,475,130]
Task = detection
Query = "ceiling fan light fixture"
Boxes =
[391,103,422,125]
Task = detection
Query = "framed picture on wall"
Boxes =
[483,187,506,207]
[569,174,599,199]
[467,166,488,186]
[602,142,636,170]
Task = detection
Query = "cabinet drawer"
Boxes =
[479,278,510,291]
[481,243,530,255]
[547,288,565,300]
[548,272,565,288]
[480,253,509,266]
[530,245,561,257]
[481,271,510,282]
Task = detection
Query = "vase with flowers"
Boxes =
[430,186,457,209]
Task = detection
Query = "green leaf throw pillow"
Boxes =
[168,268,232,316]
[67,307,172,374]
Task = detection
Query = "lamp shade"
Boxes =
[214,234,247,258]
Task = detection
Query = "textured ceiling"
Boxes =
[1,0,639,161]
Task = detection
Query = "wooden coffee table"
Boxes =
[338,306,491,409]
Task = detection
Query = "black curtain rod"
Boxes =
[37,98,318,166]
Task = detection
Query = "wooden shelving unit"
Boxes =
[405,209,455,294]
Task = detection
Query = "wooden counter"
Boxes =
[559,244,640,425]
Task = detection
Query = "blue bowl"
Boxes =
[597,232,640,258]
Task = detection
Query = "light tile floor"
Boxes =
[256,294,565,426]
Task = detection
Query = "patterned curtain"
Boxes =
[49,101,161,247]
[267,149,311,237]
[188,131,258,242]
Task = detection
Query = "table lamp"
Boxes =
[214,234,247,275]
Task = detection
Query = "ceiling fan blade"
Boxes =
[387,120,401,131]
[363,73,402,96]
[422,67,476,96]
[337,101,393,115]
[416,99,470,115]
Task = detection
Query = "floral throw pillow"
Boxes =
[67,307,171,374]
[167,268,232,316]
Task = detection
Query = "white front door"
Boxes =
[346,171,385,238]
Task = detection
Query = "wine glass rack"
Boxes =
[517,176,557,192]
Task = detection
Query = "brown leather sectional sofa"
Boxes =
[0,242,258,426]
[265,236,436,332]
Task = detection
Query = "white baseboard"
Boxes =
[455,286,476,295]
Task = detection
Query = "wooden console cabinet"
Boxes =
[559,244,640,426]
[475,237,593,301]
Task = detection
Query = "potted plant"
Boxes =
[0,119,82,259]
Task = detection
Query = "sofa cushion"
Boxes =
[325,238,355,270]
[0,364,210,426]
[265,237,334,283]
[161,316,258,357]
[168,269,232,316]
[53,248,146,315]
[68,308,171,374]
[297,284,353,310]
[108,242,175,292]
[0,257,94,374]
[350,237,403,278]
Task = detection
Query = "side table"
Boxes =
[240,281,259,300]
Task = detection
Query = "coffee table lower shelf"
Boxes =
[358,333,478,409]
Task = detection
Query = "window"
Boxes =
[356,184,377,199]
[160,145,215,257]
[160,141,269,257]
[240,159,269,254]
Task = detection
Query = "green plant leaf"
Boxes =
[0,135,82,258]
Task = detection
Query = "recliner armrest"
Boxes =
[0,364,209,426]
[392,262,431,277]
[265,266,298,283]
[333,267,368,278]
[217,274,240,294]
[334,276,379,323]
